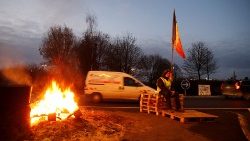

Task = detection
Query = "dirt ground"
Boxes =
[20,107,249,141]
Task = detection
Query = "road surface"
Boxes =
[79,96,250,109]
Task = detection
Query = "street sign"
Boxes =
[181,79,190,90]
[198,85,211,96]
[181,79,190,96]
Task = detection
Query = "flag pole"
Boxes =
[171,9,175,78]
[171,37,174,75]
[171,9,186,79]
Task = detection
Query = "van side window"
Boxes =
[124,77,141,87]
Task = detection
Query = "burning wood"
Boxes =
[48,113,56,121]
[30,80,80,126]
[74,109,82,119]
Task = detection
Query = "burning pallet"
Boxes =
[30,81,81,125]
[0,81,82,140]
[162,110,218,123]
[31,109,82,121]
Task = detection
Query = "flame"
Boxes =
[30,80,79,126]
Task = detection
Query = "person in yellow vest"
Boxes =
[157,69,180,111]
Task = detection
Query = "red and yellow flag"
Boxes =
[172,10,186,59]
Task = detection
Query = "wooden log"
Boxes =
[74,109,82,119]
[48,113,56,121]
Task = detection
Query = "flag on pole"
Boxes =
[172,10,186,59]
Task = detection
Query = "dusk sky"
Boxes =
[0,0,249,80]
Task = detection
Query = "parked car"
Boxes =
[221,80,250,100]
[240,80,250,100]
[84,71,157,103]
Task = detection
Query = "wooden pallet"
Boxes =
[162,110,218,123]
[140,93,165,115]
[140,93,150,113]
[147,94,165,115]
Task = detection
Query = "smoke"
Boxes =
[0,42,32,85]
[48,57,85,92]
[1,65,31,85]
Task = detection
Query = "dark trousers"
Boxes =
[161,91,180,110]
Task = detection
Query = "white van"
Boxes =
[84,71,156,103]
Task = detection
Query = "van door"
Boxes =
[85,73,123,100]
[120,77,143,100]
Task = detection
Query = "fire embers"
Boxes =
[30,81,80,126]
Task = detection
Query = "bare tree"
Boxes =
[104,34,142,74]
[78,31,110,72]
[120,34,142,74]
[182,41,217,80]
[204,47,217,80]
[77,14,111,76]
[39,25,77,66]
[86,14,97,34]
[39,25,81,85]
[173,64,183,79]
[137,54,171,87]
[77,14,98,74]
[103,39,123,71]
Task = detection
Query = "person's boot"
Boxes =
[170,97,176,110]
[179,94,185,112]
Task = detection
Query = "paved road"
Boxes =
[79,96,250,109]
[185,96,250,108]
[78,96,250,141]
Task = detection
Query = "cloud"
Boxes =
[140,38,250,79]
[209,39,250,79]
[212,39,250,69]
[0,40,42,68]
[0,15,43,68]
[0,0,88,35]
[0,0,89,68]
[0,0,249,79]
[140,38,185,69]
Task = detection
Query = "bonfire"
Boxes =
[30,80,79,126]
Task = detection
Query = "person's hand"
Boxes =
[170,72,173,79]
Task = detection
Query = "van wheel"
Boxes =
[92,93,102,103]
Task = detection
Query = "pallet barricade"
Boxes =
[139,93,150,113]
[140,93,218,123]
[140,93,165,115]
[161,110,218,123]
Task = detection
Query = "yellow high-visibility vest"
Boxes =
[157,77,172,92]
